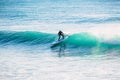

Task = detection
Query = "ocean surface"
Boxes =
[0,0,120,80]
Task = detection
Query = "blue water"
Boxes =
[0,0,120,25]
[0,0,120,80]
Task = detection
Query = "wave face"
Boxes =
[0,31,120,57]
[0,31,56,44]
[66,33,98,47]
[0,31,120,48]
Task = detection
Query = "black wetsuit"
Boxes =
[58,31,64,41]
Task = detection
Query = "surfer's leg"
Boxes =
[58,35,61,41]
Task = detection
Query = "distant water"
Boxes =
[0,0,120,80]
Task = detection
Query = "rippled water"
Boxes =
[0,0,120,80]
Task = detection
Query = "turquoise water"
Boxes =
[0,31,120,54]
[0,0,120,80]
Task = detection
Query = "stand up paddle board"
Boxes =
[51,36,69,47]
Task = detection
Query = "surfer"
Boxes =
[58,30,64,41]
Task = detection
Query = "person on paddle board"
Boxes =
[58,30,64,41]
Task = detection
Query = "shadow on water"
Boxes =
[58,44,66,57]
[51,43,66,58]
[50,42,120,57]
[51,42,95,57]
